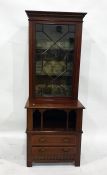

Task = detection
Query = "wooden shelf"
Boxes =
[25,98,85,109]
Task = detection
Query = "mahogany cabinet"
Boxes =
[25,10,86,167]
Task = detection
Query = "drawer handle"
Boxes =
[39,137,46,143]
[62,148,69,152]
[39,148,45,153]
[63,138,70,143]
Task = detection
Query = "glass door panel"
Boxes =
[35,24,75,97]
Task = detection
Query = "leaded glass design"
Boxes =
[35,24,75,97]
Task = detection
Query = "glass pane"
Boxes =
[35,24,75,97]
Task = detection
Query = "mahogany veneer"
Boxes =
[25,10,86,167]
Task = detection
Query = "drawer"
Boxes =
[31,134,76,146]
[32,146,76,162]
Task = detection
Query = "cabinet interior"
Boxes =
[33,109,76,131]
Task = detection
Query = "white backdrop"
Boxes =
[0,0,107,174]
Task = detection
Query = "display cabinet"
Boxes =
[25,10,86,167]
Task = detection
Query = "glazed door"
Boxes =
[35,23,76,97]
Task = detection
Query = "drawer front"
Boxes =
[32,146,76,162]
[31,134,76,146]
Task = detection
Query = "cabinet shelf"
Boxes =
[33,109,76,131]
[33,128,75,132]
[36,48,74,52]
[36,74,72,77]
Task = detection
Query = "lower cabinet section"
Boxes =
[26,101,84,167]
[32,146,76,162]
[27,132,82,167]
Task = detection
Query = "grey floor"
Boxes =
[0,132,107,175]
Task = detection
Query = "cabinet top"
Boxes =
[25,10,87,21]
[25,98,85,109]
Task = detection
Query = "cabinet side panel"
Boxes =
[76,109,83,131]
[27,133,32,167]
[27,109,33,130]
[72,23,83,99]
[29,21,35,99]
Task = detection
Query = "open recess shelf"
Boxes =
[33,109,76,131]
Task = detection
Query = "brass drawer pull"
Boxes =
[63,138,70,143]
[62,148,69,152]
[39,137,46,143]
[39,148,46,153]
